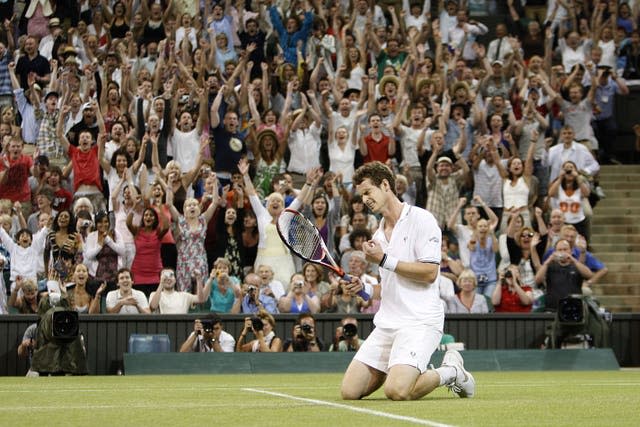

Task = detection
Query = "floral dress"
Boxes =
[176,215,208,292]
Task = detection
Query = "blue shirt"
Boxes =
[241,294,279,314]
[594,79,621,120]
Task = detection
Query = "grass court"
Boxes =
[0,370,638,426]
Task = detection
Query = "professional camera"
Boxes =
[342,323,358,338]
[200,320,214,334]
[301,323,313,334]
[251,317,264,332]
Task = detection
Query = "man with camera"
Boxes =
[179,314,235,352]
[149,268,210,314]
[238,273,279,314]
[534,239,594,312]
[330,317,365,352]
[283,313,324,352]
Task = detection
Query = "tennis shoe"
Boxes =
[441,349,475,398]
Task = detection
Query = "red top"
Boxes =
[131,229,163,285]
[363,133,391,164]
[68,145,102,191]
[494,285,533,313]
[0,155,33,202]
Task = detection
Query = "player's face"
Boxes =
[356,178,388,214]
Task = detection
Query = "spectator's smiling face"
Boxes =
[117,271,133,290]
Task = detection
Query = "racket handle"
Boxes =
[341,273,370,301]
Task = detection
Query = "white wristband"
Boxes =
[382,255,399,272]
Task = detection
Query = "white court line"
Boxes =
[243,388,457,427]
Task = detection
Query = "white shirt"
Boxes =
[486,37,514,62]
[83,230,126,276]
[560,99,598,149]
[149,290,199,314]
[287,122,322,174]
[398,125,422,168]
[106,289,149,314]
[548,141,600,182]
[0,227,48,282]
[373,203,443,329]
[448,22,488,61]
[171,128,200,173]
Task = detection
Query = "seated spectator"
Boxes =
[534,239,593,312]
[64,263,103,314]
[105,268,151,314]
[179,315,235,353]
[256,264,286,300]
[301,262,331,304]
[279,273,320,314]
[283,313,324,352]
[149,269,210,314]
[207,258,242,313]
[8,277,40,314]
[235,310,283,352]
[541,225,608,292]
[325,250,378,313]
[328,316,365,352]
[446,269,490,314]
[491,267,533,313]
[239,272,279,315]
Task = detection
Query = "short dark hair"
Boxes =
[205,313,222,326]
[15,228,33,242]
[349,228,372,248]
[352,161,396,195]
[110,148,133,169]
[116,268,133,281]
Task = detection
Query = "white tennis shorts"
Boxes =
[354,325,443,374]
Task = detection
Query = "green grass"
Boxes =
[0,371,638,426]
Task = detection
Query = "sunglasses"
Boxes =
[522,232,534,238]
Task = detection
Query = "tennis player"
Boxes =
[340,161,475,400]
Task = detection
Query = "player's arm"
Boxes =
[363,239,439,284]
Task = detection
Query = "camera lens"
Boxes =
[342,323,357,338]
[301,324,313,333]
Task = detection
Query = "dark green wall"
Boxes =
[2,313,639,376]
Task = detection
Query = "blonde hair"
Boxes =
[266,192,284,206]
[457,269,477,287]
[22,278,38,292]
[214,257,231,269]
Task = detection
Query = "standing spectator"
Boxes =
[426,148,470,229]
[548,161,590,239]
[44,210,80,281]
[127,207,170,297]
[149,269,210,314]
[448,8,488,62]
[179,315,236,353]
[547,125,601,186]
[468,219,498,298]
[166,190,218,293]
[267,0,313,66]
[1,223,48,283]
[0,138,34,216]
[105,268,151,314]
[83,210,126,285]
[15,35,51,90]
[592,67,629,164]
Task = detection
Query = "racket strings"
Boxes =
[280,213,324,260]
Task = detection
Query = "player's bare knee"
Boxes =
[340,386,362,400]
[384,384,412,401]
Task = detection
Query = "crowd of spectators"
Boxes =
[1,0,636,331]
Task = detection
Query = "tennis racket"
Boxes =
[277,208,369,300]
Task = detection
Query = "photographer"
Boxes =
[491,266,533,313]
[17,323,38,376]
[329,317,364,352]
[179,314,235,353]
[534,239,593,312]
[236,309,283,352]
[283,313,324,352]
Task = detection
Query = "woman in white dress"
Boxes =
[238,158,322,285]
